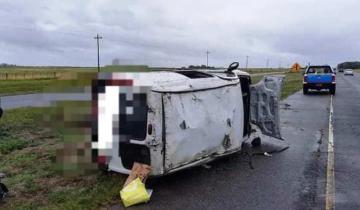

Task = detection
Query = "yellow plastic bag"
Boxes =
[120,177,150,207]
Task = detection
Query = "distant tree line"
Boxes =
[337,61,360,69]
[0,63,16,67]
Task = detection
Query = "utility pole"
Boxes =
[266,59,270,69]
[94,34,103,73]
[245,55,249,70]
[206,51,210,68]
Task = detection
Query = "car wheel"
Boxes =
[303,86,308,95]
[330,86,336,95]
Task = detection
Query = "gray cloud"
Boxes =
[0,0,359,67]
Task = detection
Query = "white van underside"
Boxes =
[92,70,284,175]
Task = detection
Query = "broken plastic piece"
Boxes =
[120,178,151,207]
[243,135,289,155]
[202,164,211,169]
[251,137,261,147]
[264,152,272,157]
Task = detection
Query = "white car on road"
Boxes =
[344,69,354,76]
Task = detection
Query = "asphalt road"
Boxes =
[333,73,360,209]
[0,93,90,110]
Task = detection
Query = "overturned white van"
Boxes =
[92,63,284,175]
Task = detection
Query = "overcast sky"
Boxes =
[0,0,359,68]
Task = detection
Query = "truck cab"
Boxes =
[92,64,284,175]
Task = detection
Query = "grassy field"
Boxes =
[0,66,293,96]
[241,68,289,74]
[0,65,151,96]
[0,79,56,96]
[0,107,127,209]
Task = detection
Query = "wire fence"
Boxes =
[0,72,73,80]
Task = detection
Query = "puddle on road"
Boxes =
[314,129,324,153]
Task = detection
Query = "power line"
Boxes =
[94,34,103,73]
[245,55,249,70]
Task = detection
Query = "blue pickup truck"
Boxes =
[303,65,336,94]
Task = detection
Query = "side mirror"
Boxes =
[227,62,239,72]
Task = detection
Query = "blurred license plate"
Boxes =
[316,84,323,87]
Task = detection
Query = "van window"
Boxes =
[176,71,213,79]
[239,75,251,136]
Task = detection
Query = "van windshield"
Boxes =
[307,66,333,74]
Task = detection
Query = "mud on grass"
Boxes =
[0,108,126,209]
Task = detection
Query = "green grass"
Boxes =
[0,79,58,96]
[0,66,97,73]
[0,107,126,210]
[0,66,303,98]
[281,72,304,99]
[251,72,303,100]
[0,65,153,96]
[243,68,289,74]
[0,65,150,74]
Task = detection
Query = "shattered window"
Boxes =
[176,71,213,79]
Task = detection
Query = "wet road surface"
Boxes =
[0,93,90,110]
[333,73,360,209]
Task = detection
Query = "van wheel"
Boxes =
[303,86,308,95]
[330,86,336,95]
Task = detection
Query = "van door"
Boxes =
[250,75,284,139]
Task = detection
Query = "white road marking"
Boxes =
[326,95,335,210]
